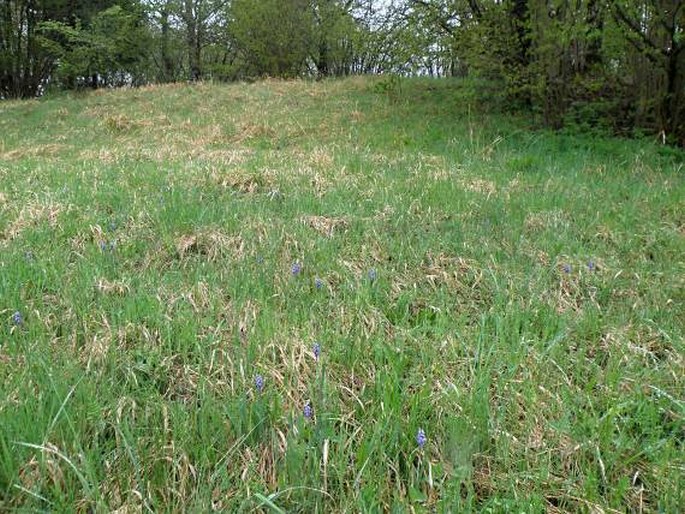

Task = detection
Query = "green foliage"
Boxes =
[40,5,151,88]
[405,0,684,145]
[312,0,363,77]
[229,0,316,78]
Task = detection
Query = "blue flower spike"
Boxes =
[254,374,264,394]
[417,428,427,450]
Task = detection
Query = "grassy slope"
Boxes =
[0,77,683,512]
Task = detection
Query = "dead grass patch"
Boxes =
[2,143,68,160]
[411,153,449,180]
[95,278,130,296]
[421,252,484,295]
[2,201,63,241]
[210,167,275,194]
[17,442,66,492]
[202,148,252,166]
[308,146,334,169]
[230,122,275,144]
[81,323,114,370]
[104,114,136,133]
[79,147,118,163]
[459,177,497,197]
[301,215,348,237]
[175,230,245,262]
[525,210,570,232]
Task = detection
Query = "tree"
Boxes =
[40,4,151,89]
[1,0,151,97]
[312,0,361,77]
[610,0,685,143]
[179,0,227,81]
[146,0,184,82]
[0,0,59,98]
[229,0,315,78]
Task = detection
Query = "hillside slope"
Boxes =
[0,77,683,512]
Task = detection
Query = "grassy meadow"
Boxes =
[0,77,683,512]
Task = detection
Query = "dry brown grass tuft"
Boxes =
[2,201,63,242]
[175,230,245,262]
[420,253,485,306]
[459,177,497,197]
[209,166,275,194]
[301,215,348,238]
[411,153,450,181]
[2,143,68,160]
[95,278,130,296]
[308,146,335,169]
[525,209,570,232]
[104,114,136,133]
[230,122,275,144]
[78,147,119,163]
[17,443,67,493]
[81,318,115,369]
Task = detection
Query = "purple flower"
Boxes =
[562,264,571,274]
[368,268,377,281]
[588,261,595,271]
[291,262,302,276]
[416,428,427,449]
[303,401,313,419]
[312,342,321,360]
[254,374,264,393]
[315,277,323,289]
[100,241,116,252]
[12,311,23,326]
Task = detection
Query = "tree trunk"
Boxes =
[585,0,603,68]
[664,46,684,142]
[510,0,530,67]
[317,41,329,77]
[184,0,201,81]
[160,5,174,82]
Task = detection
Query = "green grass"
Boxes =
[0,76,683,512]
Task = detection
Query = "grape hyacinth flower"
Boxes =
[416,428,427,449]
[315,277,323,290]
[291,262,302,276]
[313,342,321,361]
[562,264,571,274]
[303,401,313,419]
[368,268,377,282]
[254,374,264,394]
[12,311,23,326]
[100,241,116,252]
[588,261,595,271]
